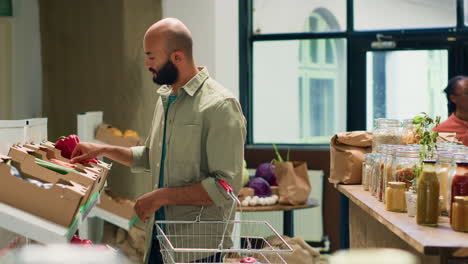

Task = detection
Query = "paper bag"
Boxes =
[329,131,373,185]
[274,161,311,205]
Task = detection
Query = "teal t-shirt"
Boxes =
[155,94,177,222]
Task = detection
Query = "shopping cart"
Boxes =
[155,180,293,264]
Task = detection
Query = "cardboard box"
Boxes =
[7,146,97,207]
[95,124,141,148]
[97,188,137,221]
[0,155,86,227]
[23,143,106,199]
[37,141,111,193]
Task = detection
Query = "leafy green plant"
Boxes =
[272,144,290,163]
[410,113,441,189]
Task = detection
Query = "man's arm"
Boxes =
[134,183,213,221]
[70,142,133,167]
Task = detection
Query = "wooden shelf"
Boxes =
[337,184,468,255]
[0,202,78,244]
[237,198,320,212]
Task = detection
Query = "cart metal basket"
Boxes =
[154,180,292,264]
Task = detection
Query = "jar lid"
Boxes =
[402,119,414,127]
[396,149,419,158]
[454,196,468,205]
[437,151,453,162]
[388,182,406,189]
[375,118,401,128]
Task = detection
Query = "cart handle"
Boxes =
[217,180,240,205]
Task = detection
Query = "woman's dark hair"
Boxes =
[444,76,467,116]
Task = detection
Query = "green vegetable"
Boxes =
[411,112,441,190]
[272,144,290,162]
[35,158,77,175]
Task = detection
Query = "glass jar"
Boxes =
[382,145,399,203]
[401,119,418,145]
[376,145,389,202]
[436,151,452,216]
[447,154,468,216]
[450,161,468,222]
[436,142,458,152]
[385,181,407,212]
[416,161,440,226]
[451,196,468,232]
[372,118,402,153]
[370,153,381,197]
[362,153,375,191]
[393,148,420,190]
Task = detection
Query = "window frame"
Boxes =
[239,0,468,148]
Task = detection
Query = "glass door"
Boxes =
[365,49,449,129]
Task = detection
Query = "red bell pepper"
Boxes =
[55,135,98,165]
[70,235,93,246]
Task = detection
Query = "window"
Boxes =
[241,0,468,145]
[366,50,448,129]
[251,8,346,144]
[253,0,346,34]
[354,0,456,31]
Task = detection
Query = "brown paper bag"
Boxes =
[329,131,372,185]
[274,161,311,205]
[253,236,321,264]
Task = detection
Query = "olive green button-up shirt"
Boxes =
[130,67,246,263]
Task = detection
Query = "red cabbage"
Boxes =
[247,177,272,197]
[255,163,278,186]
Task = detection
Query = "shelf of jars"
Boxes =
[337,184,468,256]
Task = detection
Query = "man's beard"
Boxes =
[150,59,178,85]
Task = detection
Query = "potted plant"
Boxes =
[405,113,440,217]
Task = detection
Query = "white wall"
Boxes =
[0,0,42,120]
[162,0,239,98]
[10,0,42,119]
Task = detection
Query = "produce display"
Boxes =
[239,161,281,207]
[242,160,249,187]
[254,163,278,186]
[8,160,69,189]
[247,177,272,198]
[35,158,80,175]
[241,195,279,207]
[95,124,141,147]
[365,114,468,234]
[108,127,139,139]
[70,235,93,246]
[240,256,259,263]
[55,135,98,165]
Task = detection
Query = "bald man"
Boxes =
[433,76,468,145]
[71,18,246,263]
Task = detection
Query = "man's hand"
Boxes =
[134,190,164,222]
[70,142,106,164]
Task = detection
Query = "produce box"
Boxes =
[0,155,86,227]
[95,124,141,148]
[39,141,112,186]
[97,188,138,225]
[7,146,98,207]
[23,143,109,196]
